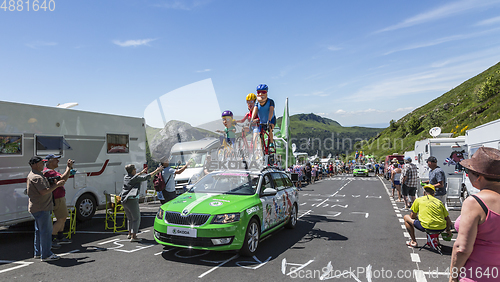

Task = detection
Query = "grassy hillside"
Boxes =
[359,61,500,161]
[277,113,383,157]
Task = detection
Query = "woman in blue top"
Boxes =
[251,84,276,144]
[120,164,163,242]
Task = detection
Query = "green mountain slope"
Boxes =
[360,61,500,160]
[276,113,383,157]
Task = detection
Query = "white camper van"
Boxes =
[462,118,500,197]
[168,137,220,193]
[0,101,147,226]
[414,136,467,180]
[404,150,416,163]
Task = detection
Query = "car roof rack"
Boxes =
[260,166,282,173]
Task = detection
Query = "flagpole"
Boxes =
[285,97,289,168]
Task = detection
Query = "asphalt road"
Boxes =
[0,174,460,281]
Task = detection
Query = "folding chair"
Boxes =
[105,193,127,233]
[446,178,463,210]
[51,206,77,239]
[419,230,443,255]
[144,189,157,204]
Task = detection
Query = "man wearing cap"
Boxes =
[404,184,453,248]
[27,156,66,261]
[43,154,74,245]
[401,157,418,209]
[422,156,447,206]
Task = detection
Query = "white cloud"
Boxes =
[153,0,210,10]
[335,109,346,114]
[476,15,500,26]
[327,45,341,51]
[196,69,211,73]
[375,0,500,33]
[26,41,57,49]
[113,38,157,47]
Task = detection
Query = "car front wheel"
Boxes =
[240,218,260,257]
[285,204,298,229]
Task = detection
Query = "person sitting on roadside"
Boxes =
[404,184,453,248]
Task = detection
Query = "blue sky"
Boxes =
[2,0,500,128]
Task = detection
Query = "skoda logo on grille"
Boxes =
[181,209,189,217]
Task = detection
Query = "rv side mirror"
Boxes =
[262,188,277,197]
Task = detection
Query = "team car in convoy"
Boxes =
[353,165,369,177]
[154,167,298,256]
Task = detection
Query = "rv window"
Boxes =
[425,145,428,153]
[36,136,71,156]
[107,134,129,154]
[0,135,22,155]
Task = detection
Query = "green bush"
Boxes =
[475,76,500,102]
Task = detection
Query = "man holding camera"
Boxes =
[27,156,66,261]
[43,154,75,246]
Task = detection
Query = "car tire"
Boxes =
[75,193,97,221]
[239,218,260,257]
[285,203,298,229]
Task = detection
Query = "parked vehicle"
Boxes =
[0,101,147,226]
[414,136,466,199]
[153,166,298,256]
[168,138,220,194]
[404,150,416,163]
[462,118,500,198]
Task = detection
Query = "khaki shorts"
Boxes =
[53,197,68,219]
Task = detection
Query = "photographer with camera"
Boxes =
[27,156,66,262]
[43,154,75,247]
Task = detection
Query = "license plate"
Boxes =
[166,226,197,238]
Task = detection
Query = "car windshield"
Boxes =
[355,166,366,170]
[188,172,259,195]
[170,153,206,168]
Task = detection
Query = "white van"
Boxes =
[462,118,500,197]
[414,136,466,199]
[0,101,147,226]
[414,136,466,180]
[168,137,220,193]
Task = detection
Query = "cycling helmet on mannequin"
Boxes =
[246,93,257,101]
[256,84,268,91]
[221,110,233,117]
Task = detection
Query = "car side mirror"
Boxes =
[261,188,277,197]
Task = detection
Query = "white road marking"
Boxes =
[351,195,361,198]
[366,195,382,199]
[98,238,120,245]
[284,259,315,276]
[235,255,271,269]
[154,248,175,256]
[198,254,239,278]
[58,250,80,257]
[350,212,369,218]
[399,218,404,223]
[404,232,410,238]
[411,253,421,262]
[330,204,348,208]
[298,210,313,219]
[401,224,406,229]
[0,260,33,274]
[396,213,402,217]
[300,202,307,206]
[415,270,428,282]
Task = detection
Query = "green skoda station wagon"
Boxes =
[154,167,299,256]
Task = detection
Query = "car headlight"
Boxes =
[211,213,241,224]
[156,208,164,220]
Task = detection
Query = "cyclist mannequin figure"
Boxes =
[251,84,276,145]
[216,110,236,146]
[238,93,260,147]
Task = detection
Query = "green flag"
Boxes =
[280,98,289,140]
